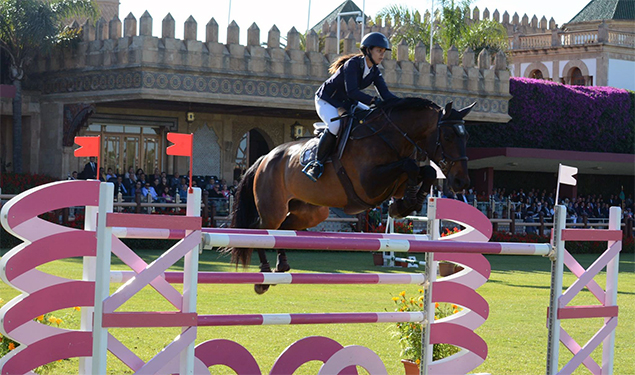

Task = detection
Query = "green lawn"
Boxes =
[1,248,633,374]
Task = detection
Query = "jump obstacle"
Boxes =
[0,179,623,374]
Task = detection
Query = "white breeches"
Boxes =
[315,96,369,135]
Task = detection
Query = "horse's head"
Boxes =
[428,102,473,192]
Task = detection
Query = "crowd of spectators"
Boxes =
[446,186,633,223]
[70,159,238,212]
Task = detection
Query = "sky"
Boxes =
[118,0,584,44]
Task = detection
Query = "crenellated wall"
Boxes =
[32,11,512,124]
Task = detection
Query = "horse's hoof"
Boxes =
[254,284,270,294]
[274,262,291,273]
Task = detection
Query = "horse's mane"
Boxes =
[381,97,440,112]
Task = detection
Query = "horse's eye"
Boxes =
[443,129,453,141]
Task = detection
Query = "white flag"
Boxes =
[558,164,578,186]
[429,161,446,180]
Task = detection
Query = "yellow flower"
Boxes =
[392,297,399,301]
[453,309,459,314]
[36,315,44,322]
[74,306,81,311]
[418,296,424,301]
[419,303,423,307]
[410,298,415,304]
[435,315,438,320]
[399,291,406,297]
[0,298,4,304]
[56,318,62,325]
[418,289,424,293]
[8,342,15,350]
[48,316,56,324]
[416,359,421,365]
[401,299,406,303]
[435,302,439,308]
[452,304,458,309]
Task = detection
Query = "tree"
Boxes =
[0,0,96,173]
[377,0,507,64]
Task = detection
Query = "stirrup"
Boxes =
[302,161,324,182]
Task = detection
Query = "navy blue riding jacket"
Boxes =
[316,55,398,108]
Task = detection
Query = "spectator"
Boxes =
[142,182,158,201]
[81,157,97,179]
[177,182,188,202]
[68,171,78,180]
[171,172,181,190]
[114,175,129,197]
[132,181,143,197]
[162,186,174,203]
[138,173,147,186]
[220,184,231,199]
[106,168,116,181]
[98,167,107,182]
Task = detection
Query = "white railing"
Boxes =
[608,30,635,47]
[562,30,598,46]
[518,34,551,49]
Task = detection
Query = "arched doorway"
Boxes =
[570,67,585,86]
[529,69,543,79]
[234,129,271,181]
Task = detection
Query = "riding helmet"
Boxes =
[360,32,391,52]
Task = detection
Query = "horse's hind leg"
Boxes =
[274,201,330,272]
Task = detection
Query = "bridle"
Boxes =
[433,119,469,175]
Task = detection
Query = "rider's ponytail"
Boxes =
[328,53,363,74]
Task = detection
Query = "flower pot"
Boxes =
[372,252,384,266]
[438,262,456,276]
[401,359,419,375]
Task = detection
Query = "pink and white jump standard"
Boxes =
[0,180,623,375]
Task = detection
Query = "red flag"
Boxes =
[166,133,193,157]
[74,136,100,157]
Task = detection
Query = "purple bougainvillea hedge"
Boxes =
[468,77,634,154]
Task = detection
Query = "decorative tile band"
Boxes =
[40,70,508,114]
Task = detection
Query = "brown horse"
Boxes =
[228,98,473,293]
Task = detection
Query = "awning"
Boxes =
[467,147,635,176]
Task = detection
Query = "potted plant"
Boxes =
[391,290,461,373]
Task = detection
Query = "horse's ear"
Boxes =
[458,102,477,118]
[442,102,453,120]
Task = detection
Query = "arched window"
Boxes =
[529,69,544,79]
[570,67,585,85]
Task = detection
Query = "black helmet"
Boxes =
[360,32,391,52]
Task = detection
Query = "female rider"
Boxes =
[303,32,399,182]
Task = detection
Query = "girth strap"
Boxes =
[331,157,376,213]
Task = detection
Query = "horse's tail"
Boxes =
[225,155,265,267]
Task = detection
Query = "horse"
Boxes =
[226,98,473,293]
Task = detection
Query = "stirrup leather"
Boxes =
[302,160,324,182]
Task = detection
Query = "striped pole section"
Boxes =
[110,271,425,285]
[111,227,430,243]
[207,230,552,256]
[197,312,425,326]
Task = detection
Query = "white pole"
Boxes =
[306,0,311,34]
[361,0,365,37]
[421,196,439,375]
[180,187,202,375]
[228,0,232,26]
[546,205,566,375]
[91,183,114,375]
[429,0,434,49]
[79,204,98,374]
[602,206,621,374]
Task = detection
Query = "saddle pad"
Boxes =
[299,137,334,167]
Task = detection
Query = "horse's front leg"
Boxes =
[275,250,290,272]
[388,159,421,219]
[414,165,438,212]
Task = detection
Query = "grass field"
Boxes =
[1,248,633,374]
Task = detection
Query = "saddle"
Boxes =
[299,106,372,167]
[300,106,377,213]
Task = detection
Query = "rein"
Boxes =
[433,119,469,174]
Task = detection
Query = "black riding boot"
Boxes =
[303,130,337,182]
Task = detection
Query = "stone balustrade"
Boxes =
[32,11,513,123]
